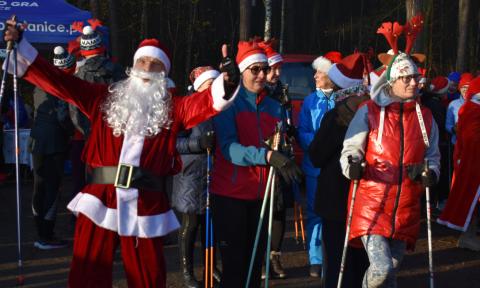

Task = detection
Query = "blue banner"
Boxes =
[0,0,93,44]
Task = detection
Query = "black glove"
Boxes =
[199,131,215,150]
[421,169,437,188]
[348,156,365,180]
[268,151,303,184]
[407,163,437,187]
[220,54,240,100]
[286,124,297,139]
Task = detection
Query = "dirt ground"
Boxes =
[0,174,479,288]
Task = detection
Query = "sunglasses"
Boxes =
[398,74,422,84]
[247,65,271,76]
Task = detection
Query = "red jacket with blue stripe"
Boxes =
[211,85,285,200]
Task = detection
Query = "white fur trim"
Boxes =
[211,73,239,111]
[2,38,38,77]
[67,193,180,237]
[193,70,220,91]
[268,54,283,67]
[432,83,449,95]
[238,53,268,73]
[134,46,171,74]
[437,185,480,232]
[312,56,332,73]
[68,132,182,237]
[328,63,362,89]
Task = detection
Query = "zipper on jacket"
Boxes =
[390,103,404,239]
[256,105,264,199]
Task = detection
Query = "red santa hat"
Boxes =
[459,72,474,89]
[189,66,220,91]
[236,40,268,73]
[465,76,480,101]
[328,53,366,89]
[324,51,342,64]
[257,40,283,67]
[134,39,172,74]
[429,76,450,94]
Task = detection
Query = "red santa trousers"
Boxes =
[68,214,166,288]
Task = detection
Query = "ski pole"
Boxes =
[205,144,214,288]
[424,159,434,288]
[2,15,24,286]
[246,122,282,288]
[264,170,276,288]
[294,202,299,244]
[298,204,306,250]
[337,156,361,288]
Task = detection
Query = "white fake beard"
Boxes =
[102,68,173,137]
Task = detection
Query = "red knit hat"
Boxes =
[327,53,367,89]
[459,72,474,89]
[324,51,342,64]
[189,66,220,91]
[236,40,267,73]
[257,40,283,67]
[465,76,480,101]
[429,76,450,94]
[134,39,172,74]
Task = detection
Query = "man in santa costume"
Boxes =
[4,19,239,288]
[438,76,480,251]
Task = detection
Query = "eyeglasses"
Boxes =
[398,74,422,84]
[247,65,271,76]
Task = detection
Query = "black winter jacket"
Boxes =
[308,109,350,221]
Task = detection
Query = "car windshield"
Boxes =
[280,62,315,100]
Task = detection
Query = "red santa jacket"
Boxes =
[11,39,235,238]
[348,99,433,250]
[438,100,480,231]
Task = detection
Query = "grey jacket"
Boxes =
[30,88,72,154]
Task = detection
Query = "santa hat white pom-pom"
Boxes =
[54,46,65,55]
[83,26,94,35]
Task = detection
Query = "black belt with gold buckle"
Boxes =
[90,164,165,191]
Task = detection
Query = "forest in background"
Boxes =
[67,0,480,93]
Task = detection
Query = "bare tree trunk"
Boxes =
[140,0,148,38]
[264,0,272,41]
[279,0,286,53]
[89,0,100,19]
[108,0,121,60]
[239,0,251,40]
[456,0,470,72]
[184,1,198,80]
[406,0,425,53]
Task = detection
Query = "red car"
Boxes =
[279,54,317,164]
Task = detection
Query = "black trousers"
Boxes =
[212,194,267,288]
[271,209,286,252]
[322,218,369,288]
[32,152,65,240]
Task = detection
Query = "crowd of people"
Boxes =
[1,13,479,288]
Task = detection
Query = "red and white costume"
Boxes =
[438,83,480,232]
[6,38,237,287]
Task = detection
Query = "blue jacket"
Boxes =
[446,97,464,144]
[211,85,286,200]
[298,89,336,177]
